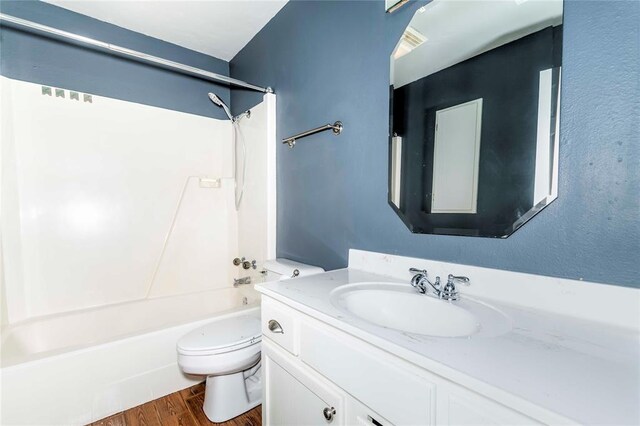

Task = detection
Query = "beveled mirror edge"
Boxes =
[385,0,410,14]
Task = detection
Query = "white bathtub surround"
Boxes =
[255,249,640,425]
[1,77,235,321]
[0,77,277,322]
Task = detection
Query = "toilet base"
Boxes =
[202,364,262,423]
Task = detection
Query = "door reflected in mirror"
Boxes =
[389,0,563,238]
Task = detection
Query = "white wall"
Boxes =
[1,77,239,322]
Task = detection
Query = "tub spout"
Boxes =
[233,276,252,287]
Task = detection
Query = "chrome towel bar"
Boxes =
[282,121,343,148]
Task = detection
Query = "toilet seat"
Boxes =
[177,314,261,357]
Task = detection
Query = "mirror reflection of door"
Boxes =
[431,99,482,214]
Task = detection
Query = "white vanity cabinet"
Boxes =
[264,340,345,425]
[261,297,545,426]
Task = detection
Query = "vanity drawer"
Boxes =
[299,318,435,426]
[261,298,298,355]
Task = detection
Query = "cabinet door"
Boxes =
[264,339,344,426]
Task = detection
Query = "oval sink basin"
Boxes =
[330,282,510,338]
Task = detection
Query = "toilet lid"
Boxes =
[177,314,261,356]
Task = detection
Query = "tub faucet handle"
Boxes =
[242,260,257,270]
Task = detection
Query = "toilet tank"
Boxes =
[261,258,324,282]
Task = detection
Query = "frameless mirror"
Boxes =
[389,0,563,238]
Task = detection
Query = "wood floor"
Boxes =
[89,382,261,426]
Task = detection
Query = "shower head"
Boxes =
[208,92,233,121]
[207,92,223,107]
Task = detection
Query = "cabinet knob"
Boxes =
[323,406,336,422]
[268,319,284,334]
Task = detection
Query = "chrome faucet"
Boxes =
[409,268,470,301]
[233,276,252,287]
[409,268,440,295]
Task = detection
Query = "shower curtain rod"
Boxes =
[0,13,273,94]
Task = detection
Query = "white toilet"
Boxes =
[177,258,323,422]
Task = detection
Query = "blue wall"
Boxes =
[231,0,640,287]
[0,1,231,119]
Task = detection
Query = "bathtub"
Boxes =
[0,287,260,425]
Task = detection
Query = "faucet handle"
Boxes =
[447,274,470,285]
[409,267,427,275]
[410,273,427,294]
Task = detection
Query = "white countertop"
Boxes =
[256,268,640,426]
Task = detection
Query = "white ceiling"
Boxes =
[43,0,288,61]
[392,0,563,88]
